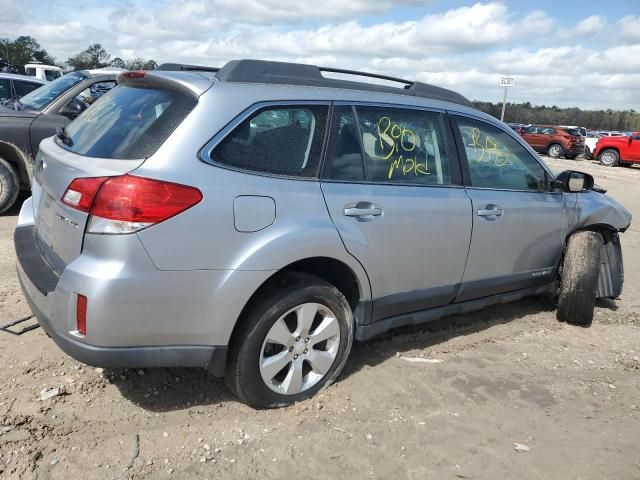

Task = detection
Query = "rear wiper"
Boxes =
[56,127,73,146]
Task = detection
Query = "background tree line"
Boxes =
[1,36,157,73]
[1,36,638,132]
[474,100,640,132]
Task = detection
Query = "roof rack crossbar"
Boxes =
[318,67,413,87]
[156,63,220,73]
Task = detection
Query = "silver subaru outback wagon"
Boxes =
[15,60,631,408]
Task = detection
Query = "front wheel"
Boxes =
[225,274,354,408]
[557,231,603,326]
[599,149,619,167]
[547,143,563,158]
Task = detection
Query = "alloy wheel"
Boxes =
[259,302,341,395]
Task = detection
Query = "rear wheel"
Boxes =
[225,273,354,408]
[0,157,20,215]
[547,143,563,158]
[599,149,619,167]
[557,231,603,326]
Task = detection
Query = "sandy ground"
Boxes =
[0,156,639,480]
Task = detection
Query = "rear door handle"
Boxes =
[477,205,503,217]
[344,202,383,222]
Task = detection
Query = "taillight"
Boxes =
[76,294,87,335]
[62,175,202,234]
[61,177,108,212]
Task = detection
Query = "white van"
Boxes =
[24,63,63,82]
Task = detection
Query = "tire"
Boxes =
[599,149,619,167]
[0,157,20,215]
[557,231,604,326]
[547,143,563,158]
[225,273,354,408]
[584,146,592,159]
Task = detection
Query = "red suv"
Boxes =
[520,125,585,159]
[593,132,640,167]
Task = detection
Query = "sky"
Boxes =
[1,0,639,110]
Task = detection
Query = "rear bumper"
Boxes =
[17,268,227,375]
[14,196,273,375]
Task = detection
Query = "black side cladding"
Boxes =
[596,234,624,299]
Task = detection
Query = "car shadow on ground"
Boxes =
[106,295,555,412]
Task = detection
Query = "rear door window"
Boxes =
[355,106,452,185]
[58,84,196,159]
[212,105,329,177]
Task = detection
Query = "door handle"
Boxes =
[477,205,503,217]
[344,202,383,221]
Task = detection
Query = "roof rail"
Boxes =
[156,63,220,73]
[214,59,473,107]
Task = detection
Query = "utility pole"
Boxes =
[499,76,514,122]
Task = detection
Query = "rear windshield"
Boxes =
[19,71,87,110]
[57,84,196,159]
[562,128,582,136]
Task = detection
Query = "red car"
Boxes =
[593,132,640,167]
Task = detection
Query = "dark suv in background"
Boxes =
[520,125,584,159]
[0,68,120,214]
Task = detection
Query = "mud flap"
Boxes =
[596,234,623,299]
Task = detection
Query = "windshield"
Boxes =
[58,84,196,159]
[19,71,88,111]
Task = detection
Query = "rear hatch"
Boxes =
[32,74,200,274]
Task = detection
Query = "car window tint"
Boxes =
[59,84,196,159]
[324,106,364,181]
[541,128,555,135]
[456,117,548,191]
[14,80,42,97]
[354,106,452,185]
[0,79,11,101]
[212,106,328,177]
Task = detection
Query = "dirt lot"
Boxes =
[0,156,639,480]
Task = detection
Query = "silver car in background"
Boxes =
[15,60,631,408]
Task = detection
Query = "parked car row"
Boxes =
[508,122,639,168]
[0,67,121,213]
[8,59,632,408]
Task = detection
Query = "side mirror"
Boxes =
[552,170,594,193]
[59,99,85,119]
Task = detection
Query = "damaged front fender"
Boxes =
[572,191,632,233]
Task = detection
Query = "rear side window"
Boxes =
[0,79,11,101]
[212,106,328,177]
[14,80,42,97]
[58,84,196,159]
[355,106,452,185]
[45,70,61,81]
